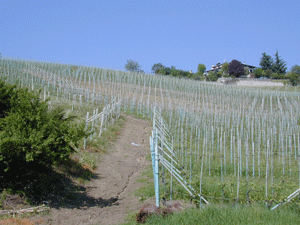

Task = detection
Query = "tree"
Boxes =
[222,62,229,76]
[125,59,141,72]
[253,67,263,78]
[151,63,164,74]
[0,81,14,118]
[272,51,287,74]
[229,60,244,77]
[259,52,273,71]
[197,64,206,76]
[270,72,285,79]
[262,69,272,78]
[206,71,218,81]
[291,64,300,74]
[286,72,300,86]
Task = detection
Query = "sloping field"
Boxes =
[1,58,300,208]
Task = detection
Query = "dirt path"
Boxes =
[34,115,152,225]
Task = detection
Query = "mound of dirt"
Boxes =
[136,203,183,223]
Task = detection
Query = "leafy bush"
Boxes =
[262,69,272,78]
[270,73,285,79]
[0,80,14,118]
[0,79,86,174]
[253,68,263,78]
[286,72,300,86]
[206,72,218,81]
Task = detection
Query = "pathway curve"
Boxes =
[36,115,152,225]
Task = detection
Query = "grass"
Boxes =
[83,114,125,153]
[134,154,155,202]
[144,203,300,225]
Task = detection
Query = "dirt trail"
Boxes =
[34,115,152,225]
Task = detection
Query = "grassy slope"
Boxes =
[145,204,300,225]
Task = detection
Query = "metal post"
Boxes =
[154,128,160,207]
[84,111,89,149]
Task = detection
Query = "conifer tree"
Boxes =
[272,51,287,74]
[259,52,273,71]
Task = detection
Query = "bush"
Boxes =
[253,68,263,78]
[206,72,218,81]
[286,72,300,86]
[0,79,87,174]
[270,73,285,79]
[262,69,272,78]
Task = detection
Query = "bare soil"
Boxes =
[7,114,153,225]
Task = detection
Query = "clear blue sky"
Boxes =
[1,0,299,73]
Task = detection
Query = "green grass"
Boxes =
[144,204,300,225]
[134,160,155,202]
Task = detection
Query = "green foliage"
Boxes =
[262,69,273,78]
[253,67,263,78]
[272,51,287,74]
[260,52,274,71]
[222,62,229,76]
[152,63,164,74]
[125,59,141,72]
[270,73,285,79]
[0,80,14,119]
[0,79,87,173]
[291,64,300,74]
[206,71,218,81]
[217,71,223,77]
[197,64,206,76]
[151,63,194,78]
[286,72,300,86]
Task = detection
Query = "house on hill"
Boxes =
[205,62,256,77]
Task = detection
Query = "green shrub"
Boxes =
[0,79,87,174]
[206,72,218,81]
[253,68,263,78]
[0,80,14,118]
[270,73,285,79]
[286,72,300,86]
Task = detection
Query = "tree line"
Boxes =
[125,51,300,85]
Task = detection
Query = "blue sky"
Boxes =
[1,0,299,73]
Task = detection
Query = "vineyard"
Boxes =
[1,58,300,207]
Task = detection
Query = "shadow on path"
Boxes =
[1,161,118,210]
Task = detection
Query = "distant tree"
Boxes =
[291,64,300,74]
[272,51,287,74]
[165,66,172,75]
[197,64,206,76]
[229,60,244,77]
[222,62,229,76]
[259,52,273,71]
[262,69,273,78]
[125,59,141,72]
[253,67,263,78]
[217,71,223,77]
[270,72,285,79]
[151,63,164,74]
[206,71,218,81]
[286,72,300,86]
